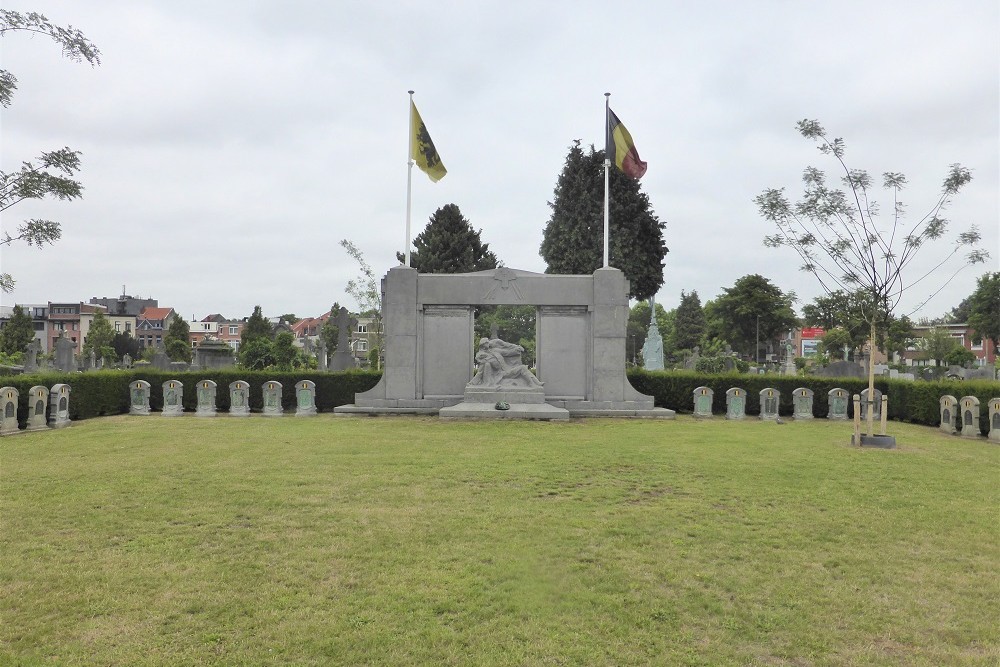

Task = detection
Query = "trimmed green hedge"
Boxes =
[3,368,997,435]
[628,369,1000,435]
[2,370,382,425]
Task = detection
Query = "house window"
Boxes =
[229,326,238,335]
[115,322,121,332]
[356,340,368,352]
[357,324,367,333]
[972,337,983,350]
[125,323,132,332]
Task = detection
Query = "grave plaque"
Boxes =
[988,398,1000,443]
[938,395,958,434]
[827,388,849,420]
[48,384,71,428]
[295,380,317,416]
[196,380,217,417]
[692,386,713,418]
[725,387,746,420]
[792,387,814,420]
[26,386,48,431]
[229,380,251,417]
[0,387,19,435]
[859,388,882,422]
[959,396,980,439]
[129,380,151,416]
[262,381,283,416]
[759,388,780,421]
[161,380,184,416]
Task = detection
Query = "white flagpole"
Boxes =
[603,92,611,268]
[405,90,415,267]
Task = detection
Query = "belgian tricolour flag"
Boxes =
[607,108,647,179]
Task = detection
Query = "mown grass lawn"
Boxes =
[1,415,998,666]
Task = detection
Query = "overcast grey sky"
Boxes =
[2,0,997,322]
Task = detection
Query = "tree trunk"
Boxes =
[866,320,876,437]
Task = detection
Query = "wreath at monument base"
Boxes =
[495,401,510,411]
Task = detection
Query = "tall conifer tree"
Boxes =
[540,141,667,300]
[397,203,499,273]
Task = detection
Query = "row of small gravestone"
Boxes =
[129,380,318,417]
[0,384,72,435]
[692,386,863,421]
[939,395,1000,441]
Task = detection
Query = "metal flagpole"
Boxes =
[405,90,415,267]
[603,92,611,268]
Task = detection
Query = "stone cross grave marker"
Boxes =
[329,307,358,371]
[24,339,41,373]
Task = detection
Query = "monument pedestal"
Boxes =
[439,386,569,421]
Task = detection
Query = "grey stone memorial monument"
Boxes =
[759,388,780,421]
[959,396,980,439]
[24,339,41,373]
[988,398,1000,443]
[329,307,358,371]
[440,337,568,419]
[229,380,251,417]
[827,388,849,420]
[262,381,283,416]
[48,384,71,428]
[26,385,49,431]
[122,353,133,368]
[792,387,814,420]
[152,344,171,371]
[726,387,746,420]
[337,266,673,418]
[0,387,19,435]
[129,380,151,416]
[938,395,958,435]
[295,380,317,416]
[161,380,184,416]
[196,380,218,417]
[692,386,713,418]
[641,298,664,371]
[54,333,76,373]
